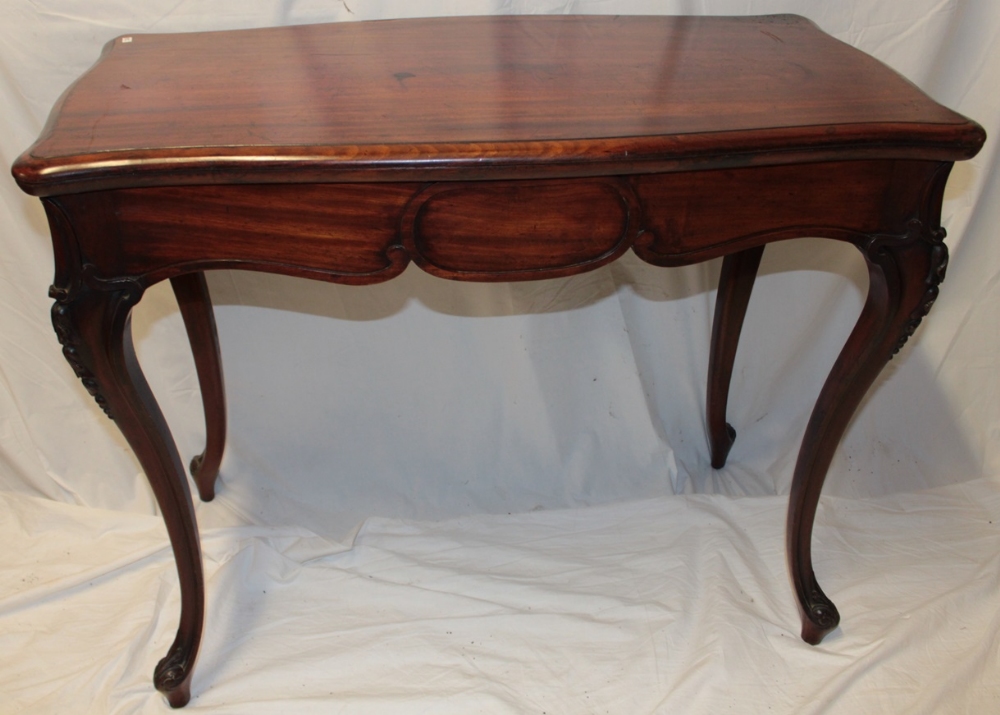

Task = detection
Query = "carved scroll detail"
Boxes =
[892,226,947,356]
[863,218,948,357]
[154,643,193,695]
[49,265,144,421]
[50,293,113,418]
[807,588,840,630]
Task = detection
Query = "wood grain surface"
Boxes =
[13,15,984,194]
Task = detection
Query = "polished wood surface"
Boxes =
[13,14,983,195]
[12,14,984,708]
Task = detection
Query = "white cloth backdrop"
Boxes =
[1,1,998,712]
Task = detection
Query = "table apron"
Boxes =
[45,159,948,288]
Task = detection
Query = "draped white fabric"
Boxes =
[1,1,998,712]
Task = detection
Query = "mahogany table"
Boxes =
[12,14,985,707]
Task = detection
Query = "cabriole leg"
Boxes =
[707,245,764,468]
[788,220,948,644]
[51,276,205,707]
[170,272,227,502]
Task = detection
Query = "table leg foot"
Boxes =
[188,453,214,501]
[155,641,195,707]
[707,246,764,468]
[787,218,949,644]
[50,272,206,707]
[171,272,226,502]
[798,577,841,644]
[710,422,737,469]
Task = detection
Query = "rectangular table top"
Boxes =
[13,14,984,195]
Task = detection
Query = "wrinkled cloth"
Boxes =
[2,481,1000,713]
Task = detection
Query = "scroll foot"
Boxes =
[711,422,737,470]
[155,642,195,708]
[188,454,214,500]
[799,581,841,645]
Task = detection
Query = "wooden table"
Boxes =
[11,14,985,707]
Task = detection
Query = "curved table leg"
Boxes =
[788,221,948,644]
[51,276,204,707]
[170,272,226,502]
[707,245,764,468]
